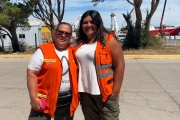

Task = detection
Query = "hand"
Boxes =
[110,93,119,100]
[30,97,41,111]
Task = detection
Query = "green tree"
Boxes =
[0,0,32,52]
[91,0,160,49]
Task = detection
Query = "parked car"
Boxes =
[117,34,126,43]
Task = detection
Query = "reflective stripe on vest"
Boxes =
[96,63,113,70]
[97,69,114,79]
[96,63,114,79]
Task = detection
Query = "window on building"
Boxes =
[19,34,25,38]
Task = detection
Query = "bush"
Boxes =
[26,46,36,53]
[142,33,162,48]
[123,29,162,50]
[18,41,27,52]
[123,30,142,50]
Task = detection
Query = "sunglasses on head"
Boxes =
[56,30,71,37]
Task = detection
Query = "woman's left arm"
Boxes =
[109,37,125,98]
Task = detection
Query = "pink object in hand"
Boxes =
[40,99,46,110]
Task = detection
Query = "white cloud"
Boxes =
[59,0,180,28]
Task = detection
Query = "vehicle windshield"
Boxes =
[118,35,126,37]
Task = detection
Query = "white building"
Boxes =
[1,21,42,48]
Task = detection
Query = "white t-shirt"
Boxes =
[76,42,100,95]
[27,47,70,93]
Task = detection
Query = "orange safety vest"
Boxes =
[75,34,114,102]
[95,34,115,102]
[37,42,79,117]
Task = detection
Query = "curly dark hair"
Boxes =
[76,10,109,46]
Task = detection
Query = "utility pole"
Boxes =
[159,0,167,34]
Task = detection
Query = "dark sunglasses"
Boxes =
[56,30,71,37]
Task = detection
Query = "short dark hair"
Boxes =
[56,22,72,33]
[76,10,109,45]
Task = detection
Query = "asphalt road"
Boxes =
[0,58,180,120]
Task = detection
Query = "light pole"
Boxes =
[159,0,167,34]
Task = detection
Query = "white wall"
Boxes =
[1,22,42,48]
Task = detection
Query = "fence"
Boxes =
[162,35,180,46]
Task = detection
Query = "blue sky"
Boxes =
[62,0,180,28]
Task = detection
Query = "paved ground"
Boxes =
[0,58,180,120]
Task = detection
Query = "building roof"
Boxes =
[29,21,42,26]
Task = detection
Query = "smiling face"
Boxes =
[54,24,72,50]
[82,16,97,41]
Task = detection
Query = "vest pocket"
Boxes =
[104,80,113,94]
[37,89,49,109]
[99,52,111,64]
